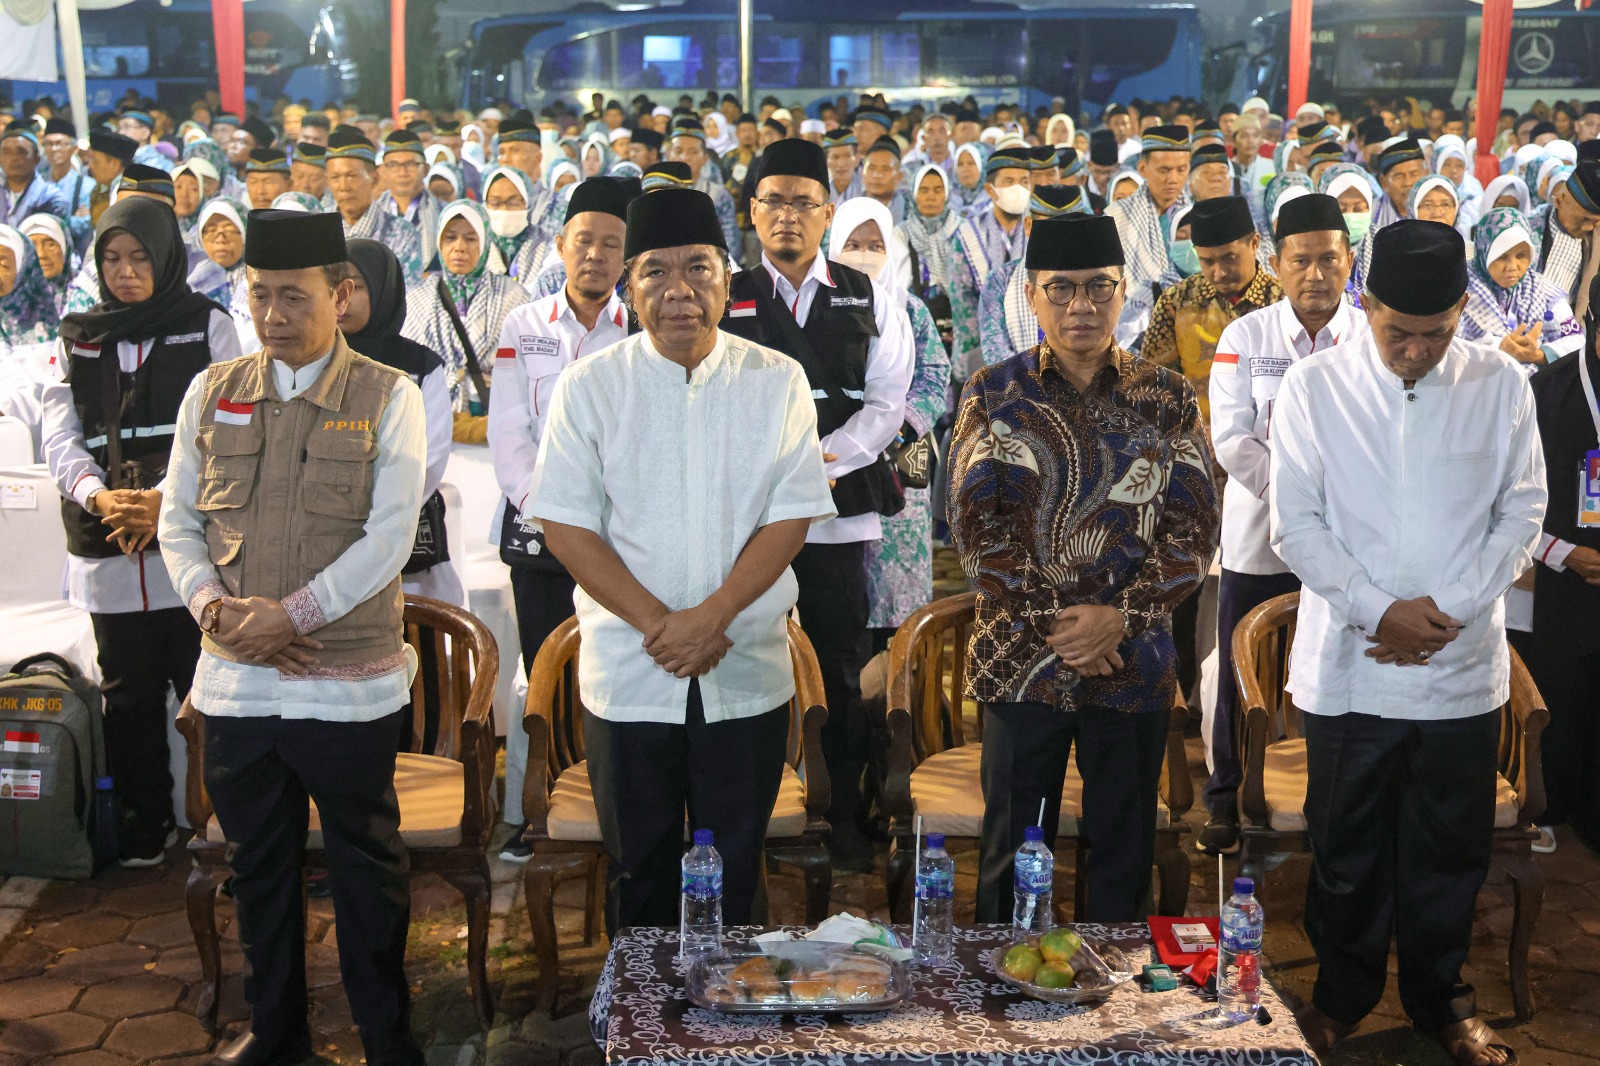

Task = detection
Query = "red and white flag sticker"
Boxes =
[215,398,254,426]
[2,730,41,754]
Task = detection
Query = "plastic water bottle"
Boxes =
[1217,877,1265,1017]
[92,776,120,871]
[1011,825,1054,940]
[912,832,955,963]
[679,829,723,959]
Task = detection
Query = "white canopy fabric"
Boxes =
[0,0,136,137]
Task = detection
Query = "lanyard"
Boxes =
[1580,349,1600,440]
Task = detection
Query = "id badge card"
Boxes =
[1580,450,1600,527]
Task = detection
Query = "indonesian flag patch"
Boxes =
[215,397,254,426]
[3,730,41,754]
[70,341,100,359]
[729,299,757,318]
[1211,351,1240,375]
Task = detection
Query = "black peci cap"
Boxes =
[1365,219,1468,315]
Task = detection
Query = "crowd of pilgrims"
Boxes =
[1,86,1600,871]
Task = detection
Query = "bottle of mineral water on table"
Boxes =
[913,832,955,963]
[680,829,723,959]
[1217,876,1264,1017]
[1012,825,1054,940]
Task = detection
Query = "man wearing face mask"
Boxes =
[488,178,636,862]
[721,139,914,872]
[1200,194,1365,857]
[949,146,1033,379]
[1106,125,1193,349]
[978,185,1093,369]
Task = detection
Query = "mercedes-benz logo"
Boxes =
[1514,32,1554,75]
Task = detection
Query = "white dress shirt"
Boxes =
[758,253,914,544]
[527,329,836,724]
[1269,333,1547,719]
[159,352,428,720]
[41,309,242,614]
[0,341,58,462]
[1211,297,1368,575]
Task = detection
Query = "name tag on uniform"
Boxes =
[519,337,560,360]
[1582,450,1600,527]
[830,295,869,308]
[1251,356,1292,377]
[164,332,205,345]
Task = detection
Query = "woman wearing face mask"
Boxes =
[1460,206,1583,367]
[828,197,949,650]
[0,224,59,345]
[402,200,531,412]
[896,163,962,352]
[481,165,549,280]
[20,213,76,320]
[461,123,488,170]
[1167,216,1199,279]
[1319,163,1375,243]
[950,142,989,216]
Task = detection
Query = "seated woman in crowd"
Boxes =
[428,161,464,204]
[189,198,248,310]
[1109,169,1145,203]
[0,224,59,346]
[829,197,950,652]
[1260,171,1313,256]
[896,163,962,352]
[1318,163,1374,243]
[1460,206,1584,367]
[270,191,325,213]
[171,158,218,244]
[1408,175,1461,231]
[580,134,613,178]
[20,213,75,321]
[1481,174,1532,214]
[950,143,989,215]
[403,200,531,411]
[547,159,581,201]
[481,165,549,281]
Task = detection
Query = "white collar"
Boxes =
[272,348,335,399]
[552,284,626,330]
[1278,295,1355,352]
[760,251,834,296]
[640,328,728,384]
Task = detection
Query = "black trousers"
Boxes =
[1303,710,1498,1032]
[204,711,422,1066]
[510,566,578,679]
[584,681,789,936]
[1203,569,1302,819]
[975,701,1167,923]
[1525,641,1600,838]
[1171,587,1201,700]
[90,607,200,854]
[790,541,869,828]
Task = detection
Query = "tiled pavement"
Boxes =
[2,552,1598,1063]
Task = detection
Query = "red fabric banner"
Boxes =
[391,0,407,124]
[211,0,245,119]
[1475,0,1515,187]
[1286,0,1313,119]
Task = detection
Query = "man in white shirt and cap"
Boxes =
[528,187,835,932]
[1270,219,1545,1066]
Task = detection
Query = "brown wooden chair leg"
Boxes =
[185,856,224,1032]
[582,853,604,948]
[525,854,589,1014]
[800,846,833,925]
[441,857,494,1029]
[1153,829,1191,917]
[885,837,914,924]
[1505,846,1543,1022]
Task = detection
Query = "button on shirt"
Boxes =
[527,330,836,724]
[759,253,913,545]
[1210,297,1368,575]
[1269,333,1547,719]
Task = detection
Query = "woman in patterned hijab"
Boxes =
[1459,206,1583,366]
[0,223,59,344]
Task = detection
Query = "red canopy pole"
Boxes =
[1474,0,1515,187]
[1286,0,1313,117]
[212,0,245,119]
[391,0,407,124]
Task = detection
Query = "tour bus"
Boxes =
[2,0,359,113]
[1228,0,1600,115]
[457,0,1203,121]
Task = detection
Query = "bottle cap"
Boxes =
[1233,876,1255,895]
[1024,825,1045,843]
[926,832,944,848]
[96,776,114,790]
[693,828,714,847]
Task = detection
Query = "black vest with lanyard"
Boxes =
[720,259,903,518]
[61,303,214,559]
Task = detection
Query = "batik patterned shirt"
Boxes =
[950,343,1219,711]
[1141,267,1284,427]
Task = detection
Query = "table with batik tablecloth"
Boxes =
[589,924,1316,1065]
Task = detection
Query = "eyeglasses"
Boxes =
[382,160,424,172]
[1038,276,1121,305]
[754,196,824,217]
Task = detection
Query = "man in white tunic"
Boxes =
[528,188,835,932]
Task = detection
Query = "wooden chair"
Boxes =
[520,615,832,1010]
[1233,592,1547,1021]
[179,595,500,1030]
[881,592,1194,922]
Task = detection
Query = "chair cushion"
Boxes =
[207,752,463,848]
[545,760,809,843]
[1260,739,1519,832]
[908,743,1171,840]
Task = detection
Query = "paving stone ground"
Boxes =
[2,551,1597,1063]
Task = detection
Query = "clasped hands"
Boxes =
[1047,604,1126,678]
[207,595,324,675]
[91,488,163,555]
[1366,596,1461,666]
[642,601,734,679]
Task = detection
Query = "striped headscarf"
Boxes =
[899,163,960,295]
[1463,206,1560,341]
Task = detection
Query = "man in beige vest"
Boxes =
[159,209,427,1066]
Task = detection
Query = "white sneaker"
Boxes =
[1532,826,1558,854]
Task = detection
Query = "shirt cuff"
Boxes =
[282,586,328,635]
[71,473,107,511]
[1538,533,1576,572]
[187,578,225,624]
[1428,583,1472,629]
[1348,582,1397,636]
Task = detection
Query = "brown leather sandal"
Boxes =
[1428,1017,1519,1066]
[1295,1004,1355,1054]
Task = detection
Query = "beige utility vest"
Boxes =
[193,335,406,668]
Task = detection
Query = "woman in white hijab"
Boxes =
[827,197,949,643]
[1045,113,1075,149]
[703,111,738,156]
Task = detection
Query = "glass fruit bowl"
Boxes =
[988,930,1138,1005]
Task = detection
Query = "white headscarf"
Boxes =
[196,200,246,243]
[703,112,737,155]
[1322,171,1372,210]
[427,162,462,200]
[425,143,457,165]
[827,195,909,298]
[1482,174,1532,214]
[461,123,486,168]
[1046,113,1076,149]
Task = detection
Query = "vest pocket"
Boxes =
[302,460,374,519]
[196,455,259,511]
[205,526,244,590]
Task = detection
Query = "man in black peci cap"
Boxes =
[1269,219,1545,1066]
[160,208,429,1065]
[525,187,834,932]
[1538,158,1600,317]
[85,128,136,228]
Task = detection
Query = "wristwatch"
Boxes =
[200,599,224,635]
